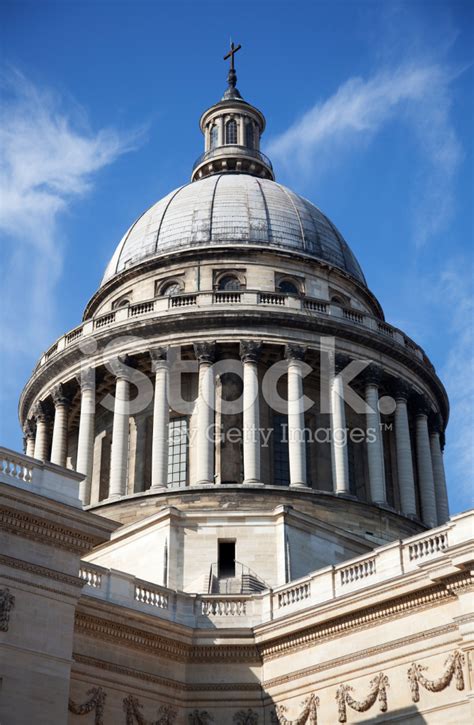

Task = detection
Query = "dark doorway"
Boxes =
[218,541,236,578]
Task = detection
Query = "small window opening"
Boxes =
[218,275,241,291]
[331,295,343,305]
[225,119,237,145]
[218,541,236,578]
[210,124,218,149]
[278,279,299,295]
[161,282,181,297]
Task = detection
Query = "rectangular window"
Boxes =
[167,417,188,487]
[218,540,236,578]
[273,414,290,486]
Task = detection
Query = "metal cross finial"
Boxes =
[224,40,242,72]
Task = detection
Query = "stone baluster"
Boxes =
[193,342,216,485]
[240,341,262,484]
[50,384,70,467]
[429,414,450,525]
[392,381,417,517]
[23,420,36,458]
[286,344,307,487]
[76,368,96,505]
[150,347,169,490]
[109,357,133,499]
[364,366,387,505]
[330,353,350,495]
[414,396,437,528]
[33,402,51,461]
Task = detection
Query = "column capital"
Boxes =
[77,367,96,392]
[32,401,51,424]
[285,343,306,362]
[51,383,70,409]
[334,352,352,374]
[389,379,412,401]
[23,419,36,439]
[240,340,262,364]
[109,354,136,381]
[361,363,384,387]
[194,341,216,364]
[413,393,432,417]
[150,346,169,372]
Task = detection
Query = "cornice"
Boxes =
[257,572,472,661]
[0,506,103,554]
[74,612,260,664]
[262,622,460,689]
[0,553,83,588]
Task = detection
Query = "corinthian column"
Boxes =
[392,381,417,517]
[429,414,450,525]
[193,342,216,485]
[286,344,307,487]
[150,347,169,490]
[364,366,387,505]
[33,402,51,461]
[414,396,437,528]
[23,420,36,458]
[240,341,262,484]
[330,354,350,495]
[76,368,96,505]
[109,359,133,499]
[50,384,70,467]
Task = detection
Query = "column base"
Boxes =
[191,479,213,487]
[243,479,265,487]
[289,482,308,488]
[335,491,357,500]
[148,485,167,493]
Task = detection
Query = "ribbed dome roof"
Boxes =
[102,174,366,286]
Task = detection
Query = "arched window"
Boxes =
[218,275,241,291]
[225,119,237,145]
[245,122,254,149]
[112,296,131,309]
[278,279,299,295]
[331,295,343,305]
[210,124,218,149]
[161,281,181,297]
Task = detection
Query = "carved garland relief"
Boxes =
[66,650,465,724]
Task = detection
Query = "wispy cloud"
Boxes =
[0,69,138,365]
[267,63,462,247]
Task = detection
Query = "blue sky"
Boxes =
[1,0,473,513]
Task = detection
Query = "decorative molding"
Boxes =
[68,687,106,725]
[0,507,100,553]
[189,711,214,724]
[123,694,176,725]
[336,672,389,723]
[271,693,319,724]
[233,709,259,725]
[0,587,15,631]
[74,612,260,664]
[259,580,459,661]
[22,419,36,440]
[32,400,51,423]
[412,393,433,417]
[0,553,83,589]
[150,347,169,372]
[77,367,96,392]
[408,650,465,702]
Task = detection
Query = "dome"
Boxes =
[102,174,366,286]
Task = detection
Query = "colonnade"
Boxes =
[23,342,449,528]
